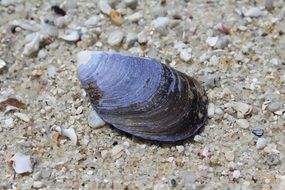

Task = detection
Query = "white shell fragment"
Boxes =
[10,153,33,174]
[0,58,7,70]
[59,30,81,42]
[55,127,77,145]
[274,110,285,116]
[88,110,106,129]
[14,112,30,122]
[206,36,219,47]
[23,33,40,56]
[244,7,263,18]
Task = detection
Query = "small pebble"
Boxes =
[151,17,170,34]
[107,30,124,46]
[170,179,177,188]
[127,12,142,22]
[244,7,263,18]
[41,169,51,178]
[179,49,192,62]
[85,16,99,27]
[137,31,147,44]
[201,75,221,88]
[167,157,174,162]
[33,181,43,188]
[47,65,57,78]
[233,170,241,179]
[214,107,224,115]
[207,103,215,117]
[215,37,229,49]
[88,110,106,128]
[176,145,184,153]
[206,36,218,47]
[199,52,211,62]
[98,0,112,15]
[54,16,69,28]
[209,55,219,65]
[109,10,124,26]
[4,117,14,128]
[267,102,280,113]
[225,151,235,161]
[194,135,203,142]
[256,138,267,149]
[51,5,66,16]
[38,49,47,59]
[125,32,138,47]
[252,129,264,137]
[124,0,138,9]
[183,171,197,188]
[265,0,274,11]
[101,150,110,159]
[236,119,249,129]
[234,102,252,116]
[265,153,280,166]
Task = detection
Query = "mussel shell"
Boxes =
[77,51,208,142]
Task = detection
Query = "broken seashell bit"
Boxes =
[10,153,33,174]
[88,110,106,128]
[274,110,285,116]
[55,127,77,145]
[59,30,81,42]
[23,32,40,56]
[14,112,30,122]
[0,58,6,70]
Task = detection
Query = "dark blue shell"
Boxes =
[78,51,208,142]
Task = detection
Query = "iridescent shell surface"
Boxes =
[77,51,208,142]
